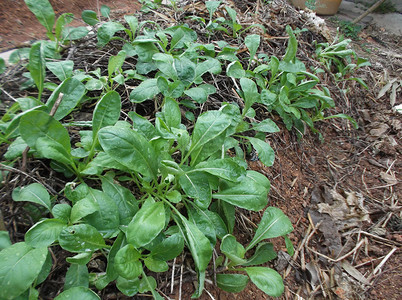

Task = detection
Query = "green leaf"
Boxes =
[178,171,212,209]
[100,4,110,17]
[195,58,221,78]
[101,175,138,226]
[108,50,126,77]
[240,78,259,116]
[150,234,184,261]
[25,218,67,248]
[144,257,168,273]
[64,264,89,290]
[246,137,275,167]
[245,34,260,66]
[0,242,48,299]
[59,224,106,253]
[284,235,294,256]
[190,110,231,155]
[92,91,121,140]
[52,204,71,222]
[245,267,284,297]
[83,188,120,238]
[206,1,222,19]
[188,207,217,246]
[62,27,89,41]
[243,242,277,266]
[201,157,246,180]
[152,53,177,80]
[12,183,51,211]
[54,287,100,300]
[220,234,246,265]
[82,10,99,26]
[20,110,71,152]
[128,112,157,140]
[97,21,126,47]
[177,215,212,272]
[115,244,142,279]
[70,197,99,224]
[24,0,55,35]
[54,13,73,40]
[175,57,196,85]
[216,273,249,293]
[28,42,46,99]
[260,89,277,106]
[162,98,181,129]
[283,25,297,63]
[324,114,358,129]
[9,48,30,64]
[251,119,279,133]
[127,202,165,248]
[246,207,293,251]
[116,276,140,296]
[166,190,182,203]
[0,58,5,74]
[99,126,158,180]
[46,60,74,81]
[36,250,52,285]
[45,78,86,120]
[130,78,159,103]
[226,61,245,78]
[124,15,138,37]
[0,231,12,251]
[66,252,92,265]
[184,87,208,104]
[213,171,269,211]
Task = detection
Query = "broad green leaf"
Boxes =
[12,183,51,211]
[226,61,245,78]
[144,257,168,273]
[204,210,228,239]
[108,50,126,77]
[124,15,138,37]
[54,287,100,300]
[138,275,157,294]
[114,244,142,279]
[246,207,293,251]
[99,126,158,180]
[83,188,120,238]
[177,215,212,272]
[164,25,197,49]
[101,175,138,226]
[216,273,249,293]
[0,58,5,74]
[4,137,28,160]
[193,158,245,182]
[0,231,12,251]
[162,98,181,129]
[243,242,277,266]
[174,57,196,84]
[24,0,55,34]
[35,137,73,166]
[150,234,184,261]
[245,267,284,297]
[52,204,71,222]
[195,58,221,78]
[28,42,45,99]
[62,27,89,41]
[240,78,259,116]
[260,89,277,106]
[246,137,275,167]
[130,78,159,103]
[251,119,279,133]
[92,91,121,140]
[66,252,92,265]
[97,22,126,47]
[190,110,231,154]
[9,48,30,64]
[152,53,177,80]
[184,87,208,103]
[0,242,48,299]
[283,25,297,63]
[178,171,212,209]
[46,60,74,81]
[166,190,181,203]
[213,171,269,211]
[20,110,71,152]
[211,200,235,234]
[284,235,295,256]
[36,250,52,285]
[82,10,99,26]
[100,4,110,17]
[54,12,73,39]
[128,112,157,140]
[59,224,106,253]
[188,207,217,246]
[245,34,260,66]
[70,197,99,224]
[116,276,140,296]
[25,218,67,248]
[206,1,222,19]
[64,264,89,290]
[220,234,246,265]
[127,202,165,248]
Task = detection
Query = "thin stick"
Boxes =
[0,88,18,102]
[351,0,387,25]
[368,247,397,281]
[307,239,365,263]
[170,257,176,294]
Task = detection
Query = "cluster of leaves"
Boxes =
[0,0,367,299]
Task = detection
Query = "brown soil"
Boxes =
[0,1,401,300]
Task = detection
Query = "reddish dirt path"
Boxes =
[0,0,140,50]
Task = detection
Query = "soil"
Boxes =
[0,0,401,300]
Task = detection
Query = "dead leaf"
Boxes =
[306,261,319,290]
[380,171,398,184]
[369,122,389,137]
[341,260,371,286]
